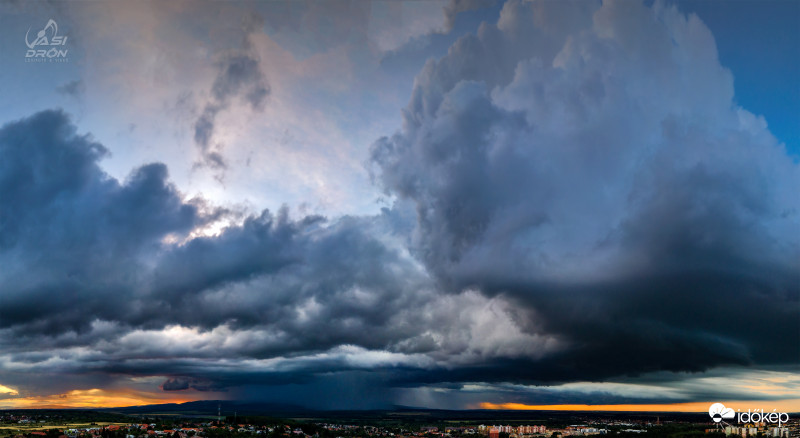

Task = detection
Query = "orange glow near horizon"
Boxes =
[3,388,800,412]
[0,388,206,409]
[479,400,800,413]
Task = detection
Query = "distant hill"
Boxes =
[99,400,309,417]
[96,401,710,424]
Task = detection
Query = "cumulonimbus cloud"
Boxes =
[370,0,799,380]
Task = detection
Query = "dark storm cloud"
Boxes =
[161,377,221,392]
[194,15,270,171]
[370,0,799,384]
[0,109,464,400]
[0,111,426,348]
[141,211,437,350]
[0,110,208,336]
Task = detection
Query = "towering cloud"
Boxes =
[371,0,799,380]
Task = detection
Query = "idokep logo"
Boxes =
[24,18,69,60]
[709,403,735,423]
[709,403,790,427]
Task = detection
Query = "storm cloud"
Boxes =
[0,109,553,404]
[0,0,797,410]
[370,0,799,380]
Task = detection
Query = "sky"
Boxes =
[0,0,797,412]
